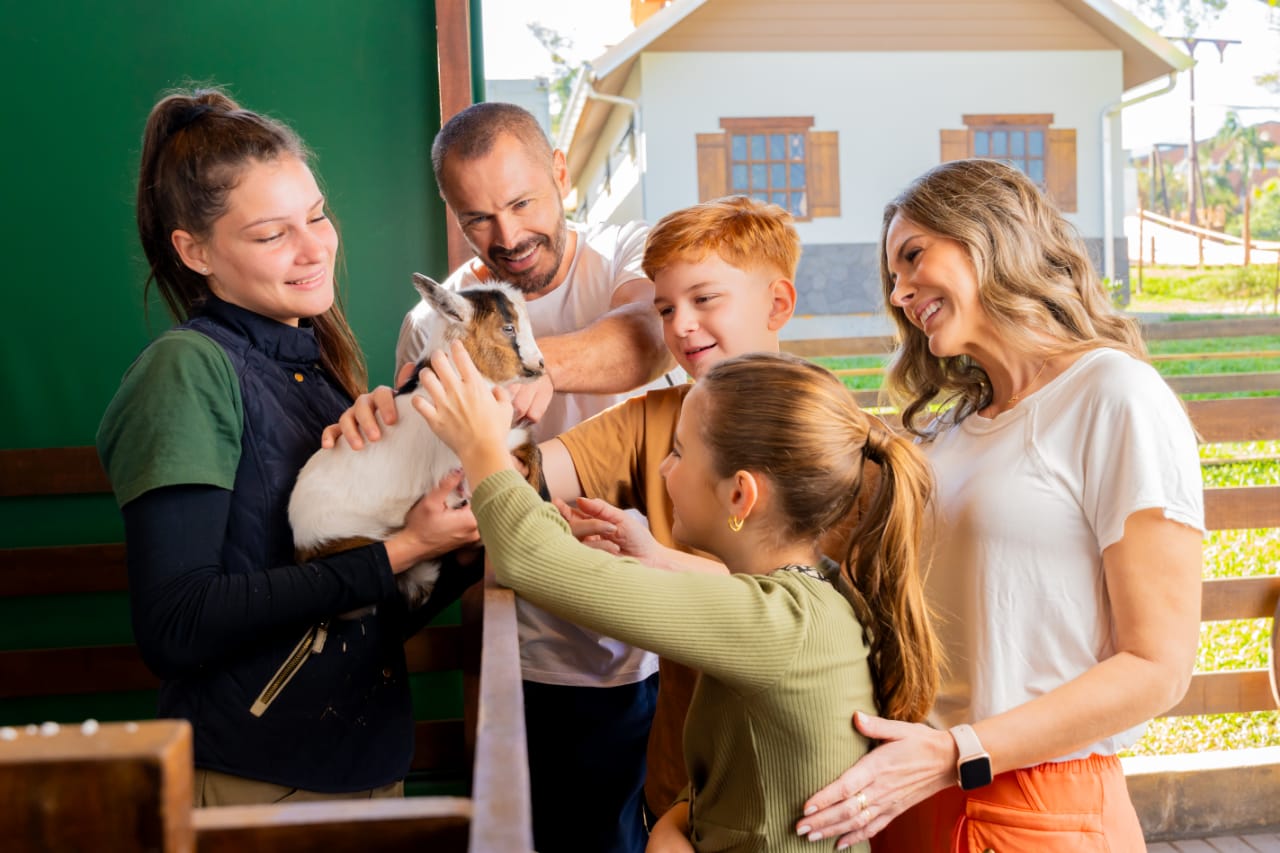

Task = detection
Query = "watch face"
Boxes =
[959,756,993,790]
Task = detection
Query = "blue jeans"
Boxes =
[523,673,659,853]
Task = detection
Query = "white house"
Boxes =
[556,0,1192,314]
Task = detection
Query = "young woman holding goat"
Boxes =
[414,343,939,853]
[96,87,478,805]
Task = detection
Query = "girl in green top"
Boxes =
[416,344,940,852]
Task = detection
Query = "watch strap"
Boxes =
[949,723,985,761]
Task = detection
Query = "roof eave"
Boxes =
[1070,0,1193,88]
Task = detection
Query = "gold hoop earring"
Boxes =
[727,515,744,533]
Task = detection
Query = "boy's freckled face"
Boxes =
[652,254,784,380]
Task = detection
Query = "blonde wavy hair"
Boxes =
[879,159,1147,435]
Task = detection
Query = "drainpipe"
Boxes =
[1101,72,1178,295]
[584,76,647,220]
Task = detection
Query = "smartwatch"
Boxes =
[949,724,993,790]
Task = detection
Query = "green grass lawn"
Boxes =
[818,326,1280,758]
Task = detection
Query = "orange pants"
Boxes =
[871,754,1145,853]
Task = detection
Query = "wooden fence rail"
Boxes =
[0,445,534,851]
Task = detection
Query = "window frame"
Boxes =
[719,116,815,221]
[961,113,1053,189]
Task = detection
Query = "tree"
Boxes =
[527,22,580,138]
[1213,112,1279,263]
[1254,0,1280,93]
[1123,0,1226,34]
[1249,178,1280,241]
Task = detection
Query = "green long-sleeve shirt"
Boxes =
[472,469,874,852]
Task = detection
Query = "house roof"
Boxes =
[556,0,1193,181]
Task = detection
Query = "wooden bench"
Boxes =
[0,448,533,850]
[785,316,1280,843]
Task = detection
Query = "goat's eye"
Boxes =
[502,323,516,336]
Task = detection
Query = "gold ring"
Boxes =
[861,808,872,823]
[856,791,868,811]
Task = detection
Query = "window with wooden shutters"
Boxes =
[695,117,840,220]
[938,114,1077,213]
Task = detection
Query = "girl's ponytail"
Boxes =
[841,418,939,722]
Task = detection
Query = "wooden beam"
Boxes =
[0,446,110,497]
[1204,486,1280,531]
[780,336,897,358]
[468,568,533,853]
[0,719,193,852]
[1201,575,1280,621]
[436,0,474,275]
[778,317,1280,360]
[1165,373,1280,394]
[412,719,467,773]
[0,543,128,596]
[404,624,465,672]
[1188,397,1280,443]
[1152,349,1280,362]
[1139,317,1280,340]
[1162,669,1276,717]
[0,645,159,697]
[0,627,467,699]
[194,797,471,852]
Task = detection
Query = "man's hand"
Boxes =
[554,497,663,565]
[508,373,554,425]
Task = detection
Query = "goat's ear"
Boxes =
[412,273,472,324]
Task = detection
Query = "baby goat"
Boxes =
[289,272,546,612]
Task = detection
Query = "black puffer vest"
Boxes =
[172,296,413,791]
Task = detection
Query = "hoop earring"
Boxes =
[727,515,744,533]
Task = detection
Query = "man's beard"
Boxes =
[487,224,568,296]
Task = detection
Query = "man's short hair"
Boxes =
[431,102,553,187]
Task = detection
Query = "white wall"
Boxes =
[486,78,552,137]
[633,50,1124,241]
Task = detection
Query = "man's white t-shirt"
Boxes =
[397,219,680,687]
[923,348,1204,760]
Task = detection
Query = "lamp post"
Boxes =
[1168,36,1241,229]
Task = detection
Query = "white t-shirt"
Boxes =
[923,348,1204,760]
[396,219,679,686]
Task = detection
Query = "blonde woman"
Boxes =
[798,159,1204,852]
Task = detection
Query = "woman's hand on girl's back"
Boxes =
[797,712,955,849]
[645,803,695,853]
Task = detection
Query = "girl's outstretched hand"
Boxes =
[796,712,955,849]
[411,341,515,481]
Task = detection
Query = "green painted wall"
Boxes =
[0,0,450,455]
[0,2,475,780]
[0,1,450,547]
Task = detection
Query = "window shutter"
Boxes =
[1046,129,1077,212]
[696,132,727,202]
[940,129,968,162]
[808,130,840,218]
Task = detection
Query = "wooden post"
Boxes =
[0,719,194,852]
[436,0,475,275]
[1136,208,1144,295]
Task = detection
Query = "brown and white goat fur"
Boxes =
[288,273,545,611]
